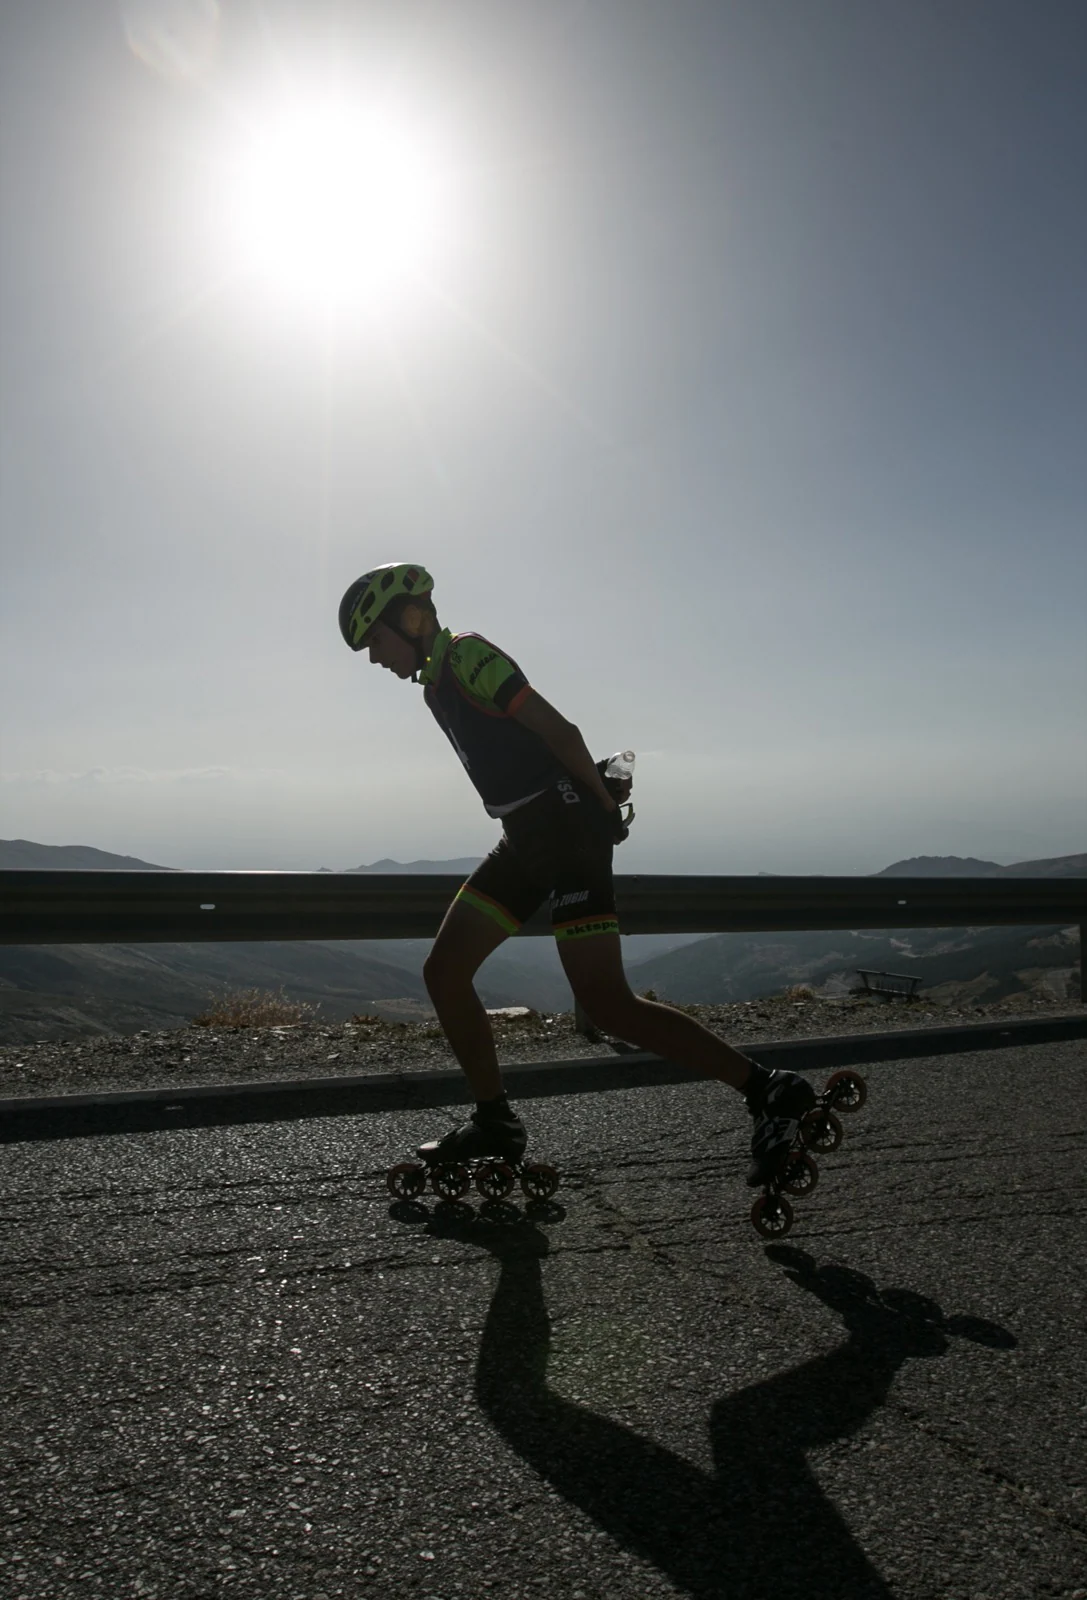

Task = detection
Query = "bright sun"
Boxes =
[229,97,454,308]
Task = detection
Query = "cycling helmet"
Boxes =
[338,563,434,651]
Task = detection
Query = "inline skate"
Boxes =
[387,1101,560,1204]
[749,1069,868,1239]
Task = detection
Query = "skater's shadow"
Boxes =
[469,1233,1016,1599]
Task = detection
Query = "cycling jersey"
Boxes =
[419,629,567,818]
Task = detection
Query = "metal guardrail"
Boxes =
[1,870,1084,946]
[0,872,1083,1007]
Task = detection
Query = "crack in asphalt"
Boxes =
[792,1203,1087,1243]
[887,1400,1087,1542]
[577,1174,684,1277]
[0,1230,652,1306]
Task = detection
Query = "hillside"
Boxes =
[0,839,172,871]
[0,933,607,1044]
[624,923,1081,1007]
[982,853,1087,879]
[876,853,1087,879]
[874,855,1001,876]
[0,940,442,1044]
[346,856,484,875]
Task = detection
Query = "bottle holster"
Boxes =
[595,759,635,840]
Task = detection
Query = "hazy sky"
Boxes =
[2,0,1084,874]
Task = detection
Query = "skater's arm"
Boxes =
[511,691,618,810]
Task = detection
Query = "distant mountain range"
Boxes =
[348,850,1087,879]
[0,842,485,875]
[0,841,1082,1041]
[874,853,1087,879]
[347,856,484,875]
[0,839,174,871]
[4,839,1083,880]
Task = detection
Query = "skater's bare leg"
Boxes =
[423,899,511,1102]
[558,934,755,1090]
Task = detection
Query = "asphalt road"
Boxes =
[2,1042,1085,1600]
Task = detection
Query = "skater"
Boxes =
[338,562,817,1195]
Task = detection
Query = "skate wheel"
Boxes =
[475,1160,516,1201]
[430,1163,471,1201]
[800,1107,844,1153]
[780,1150,819,1196]
[387,1162,427,1200]
[825,1070,867,1112]
[520,1162,560,1202]
[751,1193,794,1240]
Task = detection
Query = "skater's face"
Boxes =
[365,620,417,679]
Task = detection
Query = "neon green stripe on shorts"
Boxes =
[455,885,521,935]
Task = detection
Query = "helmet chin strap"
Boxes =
[390,623,429,682]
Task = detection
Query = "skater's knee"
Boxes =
[423,951,459,1000]
[424,949,482,1004]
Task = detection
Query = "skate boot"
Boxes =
[745,1069,817,1188]
[418,1099,528,1169]
[387,1097,560,1204]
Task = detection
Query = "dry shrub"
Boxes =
[192,986,315,1029]
[782,984,816,1002]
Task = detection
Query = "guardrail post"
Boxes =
[1081,924,1086,1005]
[574,998,598,1040]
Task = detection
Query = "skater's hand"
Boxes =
[608,804,632,844]
[591,795,631,844]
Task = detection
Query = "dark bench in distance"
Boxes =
[856,969,923,1000]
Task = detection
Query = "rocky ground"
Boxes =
[0,990,1081,1099]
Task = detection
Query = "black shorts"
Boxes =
[456,777,618,942]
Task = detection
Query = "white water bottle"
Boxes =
[604,750,635,783]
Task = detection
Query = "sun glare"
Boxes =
[229,98,454,308]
